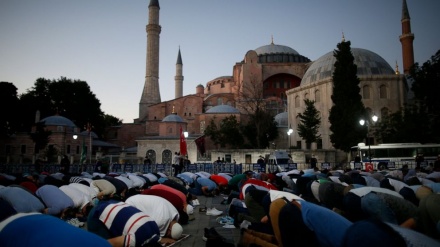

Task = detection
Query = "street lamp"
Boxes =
[287,125,293,151]
[359,115,378,163]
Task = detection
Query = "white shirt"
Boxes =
[269,190,303,202]
[127,173,145,188]
[68,183,97,201]
[143,173,158,183]
[125,195,179,237]
[59,185,90,208]
[387,178,409,192]
[116,175,134,189]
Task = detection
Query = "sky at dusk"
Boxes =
[1,0,439,123]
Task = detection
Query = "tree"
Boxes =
[409,50,440,143]
[17,77,120,138]
[373,50,440,144]
[329,41,366,152]
[0,82,20,138]
[204,116,244,149]
[297,99,321,148]
[236,75,279,148]
[30,121,51,155]
[204,118,220,148]
[218,115,244,149]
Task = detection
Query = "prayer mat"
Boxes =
[162,234,190,247]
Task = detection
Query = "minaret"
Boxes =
[175,47,183,98]
[139,0,161,121]
[399,0,415,75]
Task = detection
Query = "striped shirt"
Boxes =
[95,201,160,247]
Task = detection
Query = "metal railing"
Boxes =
[0,160,423,176]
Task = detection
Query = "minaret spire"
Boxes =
[175,47,184,98]
[139,0,162,121]
[399,0,415,74]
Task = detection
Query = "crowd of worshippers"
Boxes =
[223,163,440,246]
[0,169,208,247]
[1,160,440,247]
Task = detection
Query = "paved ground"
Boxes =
[173,194,241,247]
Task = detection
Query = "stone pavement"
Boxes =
[173,194,241,247]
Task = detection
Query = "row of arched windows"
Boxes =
[294,90,321,108]
[362,84,389,99]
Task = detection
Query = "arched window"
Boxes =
[295,96,300,108]
[217,97,223,105]
[162,150,172,165]
[304,93,309,100]
[363,85,370,99]
[145,150,156,164]
[315,90,320,102]
[379,85,388,99]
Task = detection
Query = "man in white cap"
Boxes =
[125,194,183,243]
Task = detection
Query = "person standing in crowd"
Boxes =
[310,155,318,169]
[60,155,70,175]
[95,159,103,173]
[257,156,266,172]
[416,153,424,169]
[173,152,181,177]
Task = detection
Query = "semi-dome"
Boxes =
[206,105,239,114]
[40,115,76,128]
[254,43,310,63]
[274,112,288,127]
[301,48,395,85]
[162,113,185,123]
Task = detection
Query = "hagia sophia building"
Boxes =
[104,0,411,165]
[0,0,414,165]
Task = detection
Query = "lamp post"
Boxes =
[359,115,378,163]
[287,125,293,152]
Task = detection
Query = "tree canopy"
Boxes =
[0,82,20,138]
[329,41,366,152]
[374,50,440,143]
[6,77,122,139]
[297,99,321,148]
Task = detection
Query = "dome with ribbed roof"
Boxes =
[301,48,395,85]
[40,115,76,128]
[255,44,299,56]
[206,105,239,114]
[254,43,310,63]
[162,113,185,123]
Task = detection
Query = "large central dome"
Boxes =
[254,43,310,64]
[301,48,395,85]
[255,43,299,56]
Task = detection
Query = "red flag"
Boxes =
[180,126,187,156]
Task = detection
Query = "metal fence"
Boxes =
[0,160,420,176]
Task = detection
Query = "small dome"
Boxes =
[255,44,299,56]
[40,115,76,128]
[301,48,395,85]
[206,105,240,114]
[162,113,185,123]
[274,112,288,127]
